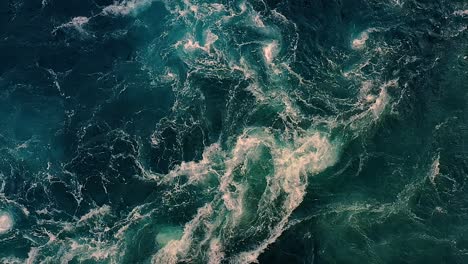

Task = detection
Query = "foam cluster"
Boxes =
[0,211,13,234]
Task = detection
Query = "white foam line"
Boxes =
[429,153,440,185]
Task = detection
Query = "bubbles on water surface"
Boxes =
[0,211,13,234]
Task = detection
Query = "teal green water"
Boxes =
[0,0,467,263]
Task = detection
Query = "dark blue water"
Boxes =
[0,0,467,263]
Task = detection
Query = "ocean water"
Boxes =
[0,0,467,263]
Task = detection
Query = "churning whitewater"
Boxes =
[0,0,467,263]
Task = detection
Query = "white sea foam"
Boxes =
[352,28,379,50]
[208,238,224,264]
[369,79,398,118]
[90,248,116,260]
[453,10,468,16]
[233,131,339,262]
[253,14,265,28]
[209,3,225,12]
[69,16,89,28]
[0,257,23,264]
[56,237,120,263]
[391,0,405,7]
[152,124,340,263]
[352,32,369,50]
[166,143,221,184]
[429,153,440,185]
[239,2,247,13]
[263,41,279,64]
[246,82,267,102]
[271,132,338,212]
[0,211,13,234]
[204,30,219,51]
[103,0,154,16]
[230,57,255,78]
[280,94,300,123]
[40,228,57,243]
[79,205,111,223]
[360,80,373,96]
[220,135,263,218]
[370,85,389,117]
[152,204,213,264]
[177,30,219,54]
[55,16,89,34]
[141,0,401,262]
[45,68,64,96]
[26,247,39,264]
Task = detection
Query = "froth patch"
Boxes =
[352,32,369,50]
[263,41,279,64]
[177,31,219,53]
[352,28,379,50]
[0,211,13,234]
[208,239,224,264]
[453,10,468,16]
[102,0,153,16]
[152,205,214,264]
[369,79,398,117]
[429,153,441,185]
[68,17,89,28]
[53,16,89,35]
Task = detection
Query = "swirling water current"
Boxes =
[0,0,467,263]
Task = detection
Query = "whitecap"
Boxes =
[0,211,13,234]
[263,41,279,64]
[178,30,219,53]
[102,0,154,16]
[352,31,369,50]
[369,79,398,118]
[208,238,224,264]
[453,10,468,16]
[26,248,39,264]
[78,205,111,223]
[54,16,90,35]
[166,143,222,184]
[352,28,381,50]
[152,204,214,264]
[429,153,440,185]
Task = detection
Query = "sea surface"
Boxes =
[0,0,467,263]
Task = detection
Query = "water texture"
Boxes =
[0,0,467,263]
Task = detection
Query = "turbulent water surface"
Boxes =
[0,0,467,263]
